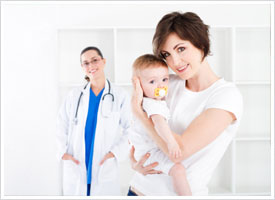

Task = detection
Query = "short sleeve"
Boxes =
[142,98,170,120]
[205,85,243,121]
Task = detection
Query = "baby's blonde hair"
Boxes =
[132,54,168,76]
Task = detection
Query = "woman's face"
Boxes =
[160,32,204,80]
[81,50,106,81]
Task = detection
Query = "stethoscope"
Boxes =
[73,79,114,125]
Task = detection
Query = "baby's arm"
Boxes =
[151,114,182,159]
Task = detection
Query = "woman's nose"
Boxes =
[87,64,95,70]
[171,53,182,68]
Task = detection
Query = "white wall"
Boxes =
[1,1,271,196]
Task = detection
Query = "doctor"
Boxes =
[56,46,131,196]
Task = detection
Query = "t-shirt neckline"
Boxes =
[183,78,224,95]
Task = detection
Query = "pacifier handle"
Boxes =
[154,86,168,97]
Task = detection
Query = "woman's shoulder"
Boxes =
[59,85,84,108]
[211,79,242,96]
[206,79,243,119]
[65,85,85,100]
[207,79,243,105]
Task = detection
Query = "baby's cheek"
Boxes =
[144,89,155,99]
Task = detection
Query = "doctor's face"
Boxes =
[81,50,106,81]
[139,65,169,100]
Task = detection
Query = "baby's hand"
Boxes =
[168,141,182,159]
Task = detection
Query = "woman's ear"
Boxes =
[103,58,106,65]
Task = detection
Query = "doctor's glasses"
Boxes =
[81,57,103,68]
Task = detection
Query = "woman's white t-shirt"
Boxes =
[130,74,243,196]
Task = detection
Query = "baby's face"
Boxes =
[139,65,169,100]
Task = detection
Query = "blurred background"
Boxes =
[1,1,272,196]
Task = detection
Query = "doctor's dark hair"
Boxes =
[80,46,104,82]
[153,11,211,61]
[132,54,167,76]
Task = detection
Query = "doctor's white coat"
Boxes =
[56,80,132,196]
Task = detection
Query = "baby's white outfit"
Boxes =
[129,97,175,174]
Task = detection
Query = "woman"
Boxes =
[56,46,131,196]
[129,12,243,196]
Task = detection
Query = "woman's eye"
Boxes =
[150,80,155,84]
[162,52,170,58]
[163,78,168,82]
[178,47,185,52]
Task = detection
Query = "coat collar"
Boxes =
[82,79,111,97]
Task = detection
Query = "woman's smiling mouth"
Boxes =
[177,64,189,73]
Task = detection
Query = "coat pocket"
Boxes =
[62,160,80,195]
[98,157,119,183]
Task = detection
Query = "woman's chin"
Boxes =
[87,73,99,81]
[177,71,194,80]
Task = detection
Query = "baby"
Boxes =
[130,54,192,195]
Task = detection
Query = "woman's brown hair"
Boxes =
[153,12,211,61]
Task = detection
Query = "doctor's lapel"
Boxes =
[78,83,90,161]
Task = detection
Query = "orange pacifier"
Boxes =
[154,86,168,97]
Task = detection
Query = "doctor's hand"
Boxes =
[129,146,162,176]
[131,77,143,117]
[62,153,80,165]
[99,152,115,165]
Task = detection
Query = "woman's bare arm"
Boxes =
[177,108,235,160]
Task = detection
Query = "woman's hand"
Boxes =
[62,153,80,165]
[131,77,144,117]
[129,146,162,175]
[99,151,115,165]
